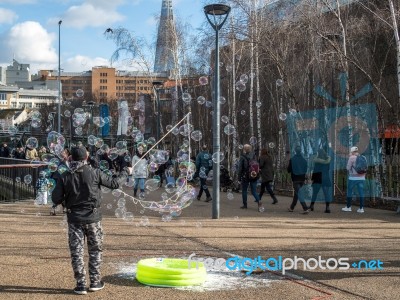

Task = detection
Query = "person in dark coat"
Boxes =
[0,142,10,158]
[309,148,333,213]
[52,146,131,295]
[287,145,309,214]
[258,148,278,204]
[195,145,212,202]
[238,144,262,211]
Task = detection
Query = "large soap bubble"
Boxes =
[197,96,206,105]
[279,113,287,121]
[191,130,203,142]
[235,81,246,92]
[26,137,38,149]
[76,89,84,97]
[150,150,169,164]
[224,124,236,135]
[199,76,208,85]
[182,93,192,104]
[212,152,225,163]
[87,135,97,146]
[47,131,66,156]
[240,74,249,84]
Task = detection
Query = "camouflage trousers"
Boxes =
[68,221,103,287]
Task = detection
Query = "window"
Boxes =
[0,93,6,100]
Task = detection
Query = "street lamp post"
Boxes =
[58,20,62,133]
[152,81,164,147]
[204,4,231,219]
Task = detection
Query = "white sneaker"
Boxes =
[357,208,364,213]
[342,207,352,212]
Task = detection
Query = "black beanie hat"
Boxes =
[71,146,87,161]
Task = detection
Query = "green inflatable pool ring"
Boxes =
[136,258,207,287]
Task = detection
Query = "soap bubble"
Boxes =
[87,135,97,146]
[212,152,224,163]
[276,79,283,86]
[279,113,287,121]
[150,150,169,164]
[199,76,208,85]
[94,138,104,148]
[117,198,126,208]
[64,110,71,117]
[47,131,65,155]
[197,96,206,105]
[250,136,257,145]
[240,74,249,84]
[112,189,122,197]
[227,193,234,200]
[219,96,226,105]
[269,142,276,149]
[148,161,159,173]
[31,119,41,128]
[256,101,262,108]
[75,127,83,136]
[191,130,203,142]
[93,117,105,128]
[240,110,246,115]
[108,148,119,160]
[145,178,160,192]
[205,101,212,108]
[235,81,246,92]
[289,108,297,116]
[26,137,38,149]
[221,115,229,123]
[224,124,236,135]
[24,175,32,184]
[76,89,84,97]
[116,140,127,151]
[182,92,192,104]
[135,132,144,143]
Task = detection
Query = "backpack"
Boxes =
[242,156,260,181]
[353,155,368,174]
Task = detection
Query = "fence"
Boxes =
[0,158,47,202]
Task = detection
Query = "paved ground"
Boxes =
[0,189,399,300]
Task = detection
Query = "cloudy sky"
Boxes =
[0,0,207,74]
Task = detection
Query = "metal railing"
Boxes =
[0,158,47,202]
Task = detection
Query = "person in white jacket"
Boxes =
[342,146,366,213]
[131,145,148,198]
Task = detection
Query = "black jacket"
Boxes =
[259,154,274,182]
[52,163,127,224]
[287,153,307,182]
[238,152,256,182]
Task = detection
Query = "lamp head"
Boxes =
[204,4,231,16]
[204,4,231,30]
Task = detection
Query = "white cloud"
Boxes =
[0,21,57,66]
[62,55,111,72]
[0,8,17,24]
[50,1,126,29]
